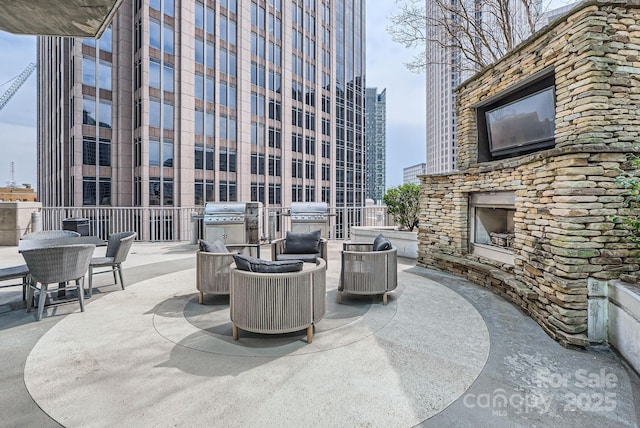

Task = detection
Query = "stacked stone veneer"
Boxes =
[418,0,640,347]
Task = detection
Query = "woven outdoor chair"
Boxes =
[230,258,327,343]
[0,264,30,301]
[21,230,81,240]
[87,231,137,297]
[338,242,398,305]
[22,244,95,321]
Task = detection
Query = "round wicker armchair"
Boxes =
[229,258,326,343]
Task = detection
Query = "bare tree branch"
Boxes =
[387,0,548,74]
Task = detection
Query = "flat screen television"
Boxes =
[486,86,556,156]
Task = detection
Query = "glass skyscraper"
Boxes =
[37,0,366,214]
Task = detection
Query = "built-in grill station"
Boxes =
[290,202,329,238]
[203,202,261,250]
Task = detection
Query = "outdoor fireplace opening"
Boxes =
[469,192,516,264]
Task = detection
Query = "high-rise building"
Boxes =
[403,163,425,185]
[364,87,385,202]
[37,0,366,212]
[424,0,542,174]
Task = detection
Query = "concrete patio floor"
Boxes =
[0,241,639,427]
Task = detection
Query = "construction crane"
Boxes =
[0,62,36,112]
[6,161,16,188]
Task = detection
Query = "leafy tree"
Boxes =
[613,156,640,244]
[383,183,420,231]
[387,0,548,73]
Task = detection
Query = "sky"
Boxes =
[0,0,571,190]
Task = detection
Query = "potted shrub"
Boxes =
[382,183,420,231]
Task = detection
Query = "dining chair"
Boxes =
[22,244,95,321]
[87,231,137,297]
[0,264,30,301]
[21,230,80,240]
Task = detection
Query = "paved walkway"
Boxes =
[0,242,638,427]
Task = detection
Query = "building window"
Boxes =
[163,140,174,167]
[82,97,96,126]
[195,109,204,135]
[292,159,303,178]
[99,100,112,128]
[82,57,95,86]
[305,136,315,155]
[219,181,237,202]
[163,64,174,92]
[163,102,174,130]
[206,76,215,103]
[269,155,281,176]
[149,177,160,205]
[251,153,265,175]
[82,136,111,166]
[149,59,161,88]
[268,183,281,205]
[163,179,174,205]
[98,62,112,91]
[251,182,265,203]
[149,98,161,128]
[100,26,113,52]
[195,38,204,64]
[149,19,161,50]
[195,73,204,99]
[149,138,160,166]
[195,2,204,29]
[268,127,281,148]
[164,24,174,54]
[219,149,237,172]
[305,186,315,202]
[205,146,214,170]
[83,177,111,206]
[195,146,204,169]
[305,160,315,179]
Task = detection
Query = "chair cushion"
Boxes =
[373,234,392,251]
[284,230,321,254]
[233,254,303,273]
[199,239,229,253]
[276,253,320,263]
[91,256,115,267]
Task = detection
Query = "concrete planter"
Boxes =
[350,226,417,259]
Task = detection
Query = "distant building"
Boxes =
[424,0,545,175]
[365,88,386,202]
[37,0,366,211]
[0,185,37,202]
[403,163,426,185]
[544,1,583,23]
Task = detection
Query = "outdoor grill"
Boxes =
[203,202,261,245]
[290,202,329,237]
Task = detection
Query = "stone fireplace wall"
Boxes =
[418,0,640,347]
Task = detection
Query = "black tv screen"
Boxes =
[486,87,555,156]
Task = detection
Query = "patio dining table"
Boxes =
[19,236,106,300]
[18,236,107,252]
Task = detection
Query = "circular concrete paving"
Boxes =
[24,265,490,427]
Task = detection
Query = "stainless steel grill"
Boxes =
[290,202,328,237]
[204,203,246,224]
[203,202,261,245]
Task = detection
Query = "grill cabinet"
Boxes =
[203,202,261,245]
[290,202,328,237]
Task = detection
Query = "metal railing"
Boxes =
[41,205,394,242]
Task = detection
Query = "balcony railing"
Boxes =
[41,205,394,242]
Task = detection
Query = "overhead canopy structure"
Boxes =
[0,0,124,38]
